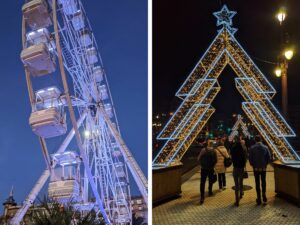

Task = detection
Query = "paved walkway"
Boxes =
[153,165,300,225]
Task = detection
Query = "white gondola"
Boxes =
[58,0,78,15]
[72,10,85,31]
[22,0,52,29]
[48,151,81,202]
[29,87,67,138]
[98,85,109,100]
[93,66,103,83]
[80,29,92,47]
[21,43,56,76]
[86,47,98,64]
[29,107,67,138]
[104,103,113,118]
[115,162,126,178]
[26,28,55,50]
[26,28,49,45]
[112,143,122,158]
[35,86,62,109]
[116,182,128,200]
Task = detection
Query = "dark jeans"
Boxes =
[233,167,244,201]
[200,169,214,199]
[254,170,266,200]
[218,173,226,189]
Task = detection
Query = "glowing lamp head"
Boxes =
[277,8,286,24]
[277,12,286,23]
[275,68,282,77]
[284,49,294,60]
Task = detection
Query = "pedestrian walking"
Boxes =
[197,140,217,204]
[215,139,229,191]
[231,136,247,206]
[249,136,271,205]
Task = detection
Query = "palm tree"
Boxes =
[30,197,105,225]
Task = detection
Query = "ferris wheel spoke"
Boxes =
[52,0,111,224]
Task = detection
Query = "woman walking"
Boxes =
[215,139,229,191]
[231,136,247,206]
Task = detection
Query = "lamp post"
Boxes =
[275,49,293,119]
[281,57,289,119]
[275,7,293,119]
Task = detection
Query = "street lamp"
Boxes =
[277,7,286,25]
[274,67,282,77]
[275,6,294,119]
[284,49,294,60]
[278,48,294,118]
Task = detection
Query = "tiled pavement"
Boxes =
[153,164,300,225]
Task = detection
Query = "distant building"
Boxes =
[0,188,40,225]
[131,196,147,225]
[152,112,171,153]
[0,191,147,225]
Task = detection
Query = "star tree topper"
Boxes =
[213,5,238,34]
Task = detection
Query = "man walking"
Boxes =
[249,136,271,205]
[198,140,217,204]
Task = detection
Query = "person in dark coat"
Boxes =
[231,136,247,206]
[249,136,271,205]
[198,140,217,204]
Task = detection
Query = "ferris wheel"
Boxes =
[11,0,148,224]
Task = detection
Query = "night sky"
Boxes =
[153,0,300,124]
[0,0,147,210]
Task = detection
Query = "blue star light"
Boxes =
[213,5,237,27]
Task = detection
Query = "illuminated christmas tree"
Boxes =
[228,114,250,142]
[153,5,300,167]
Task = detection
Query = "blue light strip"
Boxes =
[242,102,287,162]
[235,77,296,136]
[158,79,217,140]
[166,104,212,166]
[227,31,276,95]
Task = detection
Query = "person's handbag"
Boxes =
[224,157,233,168]
[217,148,232,168]
[212,172,217,183]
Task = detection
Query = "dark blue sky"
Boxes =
[0,0,147,209]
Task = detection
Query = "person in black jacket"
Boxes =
[198,140,217,204]
[249,136,271,205]
[231,135,247,206]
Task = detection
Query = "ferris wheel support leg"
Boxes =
[100,107,148,205]
[10,113,87,225]
[52,1,111,224]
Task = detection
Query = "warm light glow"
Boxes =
[275,68,282,77]
[284,49,294,60]
[277,7,286,24]
[277,12,286,23]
